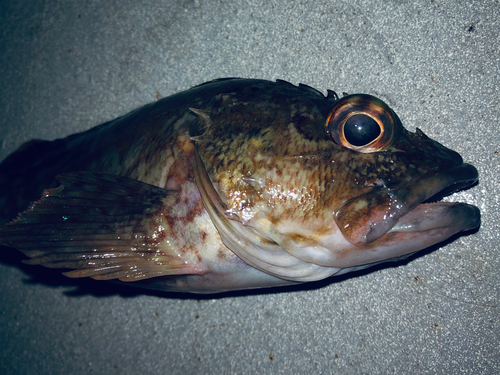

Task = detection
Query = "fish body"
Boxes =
[0,79,479,293]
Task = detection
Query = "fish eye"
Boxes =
[326,94,397,153]
[343,114,381,146]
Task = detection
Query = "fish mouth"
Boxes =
[336,163,480,247]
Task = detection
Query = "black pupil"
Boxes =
[343,114,381,146]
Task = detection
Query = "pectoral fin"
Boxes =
[0,172,203,282]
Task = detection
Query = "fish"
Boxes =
[0,78,480,294]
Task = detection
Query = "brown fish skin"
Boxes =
[0,79,479,293]
[0,79,250,224]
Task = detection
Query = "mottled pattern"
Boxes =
[192,81,477,268]
[0,79,479,293]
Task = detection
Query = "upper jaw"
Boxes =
[335,163,479,246]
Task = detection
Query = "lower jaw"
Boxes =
[389,202,480,233]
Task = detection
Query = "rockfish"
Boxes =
[0,79,479,293]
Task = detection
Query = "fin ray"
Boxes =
[0,172,203,281]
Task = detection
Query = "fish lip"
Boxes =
[367,163,479,241]
[337,163,479,246]
[389,201,480,234]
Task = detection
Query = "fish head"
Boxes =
[191,82,479,281]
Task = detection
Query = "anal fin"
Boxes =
[0,172,204,282]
